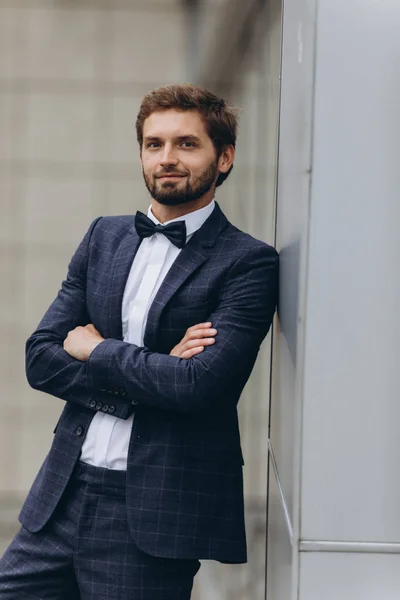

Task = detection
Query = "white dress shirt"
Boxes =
[80,199,215,470]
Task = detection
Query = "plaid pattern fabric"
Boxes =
[1,463,200,599]
[19,202,279,563]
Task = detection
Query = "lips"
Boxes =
[156,174,186,179]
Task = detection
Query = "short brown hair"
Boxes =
[136,84,239,187]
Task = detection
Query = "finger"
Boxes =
[68,326,83,335]
[181,346,204,359]
[187,328,217,341]
[186,322,212,333]
[183,338,215,350]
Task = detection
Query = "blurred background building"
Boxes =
[1,1,399,599]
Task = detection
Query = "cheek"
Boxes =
[142,159,157,177]
[181,157,202,176]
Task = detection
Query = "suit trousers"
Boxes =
[0,462,201,600]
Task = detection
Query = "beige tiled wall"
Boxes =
[0,0,186,549]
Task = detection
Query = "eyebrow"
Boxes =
[143,135,201,143]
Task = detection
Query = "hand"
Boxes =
[63,324,104,361]
[169,322,217,359]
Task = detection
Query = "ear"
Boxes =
[218,145,235,174]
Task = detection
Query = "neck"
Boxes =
[151,192,215,223]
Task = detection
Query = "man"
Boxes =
[0,84,279,599]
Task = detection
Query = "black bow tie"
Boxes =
[135,211,187,249]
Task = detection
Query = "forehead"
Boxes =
[143,109,209,139]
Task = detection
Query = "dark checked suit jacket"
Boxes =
[19,201,279,564]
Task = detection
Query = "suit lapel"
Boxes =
[108,224,142,340]
[144,202,229,350]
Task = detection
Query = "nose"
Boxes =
[159,143,178,166]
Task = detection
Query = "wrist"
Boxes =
[86,339,104,360]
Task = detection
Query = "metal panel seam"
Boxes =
[300,540,400,554]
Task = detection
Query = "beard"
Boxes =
[143,159,218,206]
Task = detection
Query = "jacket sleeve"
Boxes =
[87,244,279,415]
[25,217,132,420]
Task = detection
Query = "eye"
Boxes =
[180,141,196,148]
[146,142,161,149]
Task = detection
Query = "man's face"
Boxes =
[140,109,220,206]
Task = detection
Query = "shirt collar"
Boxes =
[147,199,215,239]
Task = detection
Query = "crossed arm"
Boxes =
[63,322,218,363]
[26,222,279,416]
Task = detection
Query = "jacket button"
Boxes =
[89,400,96,408]
[95,402,103,410]
[102,404,109,412]
[120,389,126,396]
[108,405,115,414]
[76,426,84,436]
[100,388,106,392]
[132,399,139,406]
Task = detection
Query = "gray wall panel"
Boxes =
[299,552,400,600]
[301,0,400,543]
[270,0,316,528]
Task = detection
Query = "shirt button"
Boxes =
[76,426,84,436]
